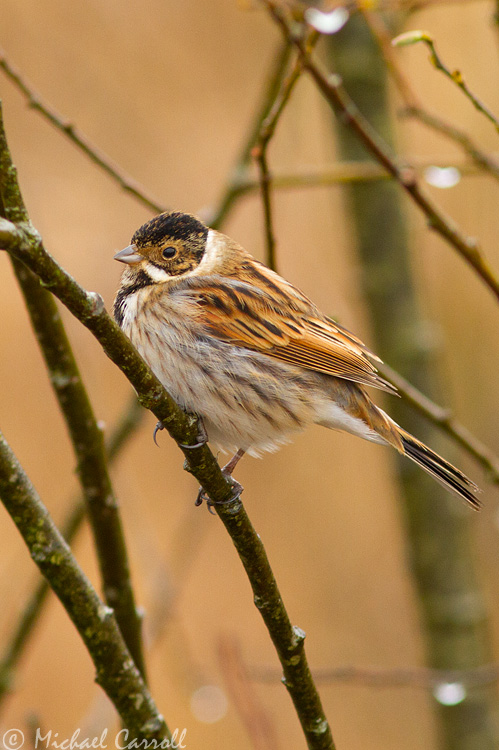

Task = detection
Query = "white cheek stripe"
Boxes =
[192,230,220,275]
[144,262,172,283]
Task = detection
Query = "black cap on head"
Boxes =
[132,211,208,247]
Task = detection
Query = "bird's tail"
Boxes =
[399,429,481,510]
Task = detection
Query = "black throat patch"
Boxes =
[113,270,154,327]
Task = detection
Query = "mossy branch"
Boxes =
[0,396,144,710]
[0,429,169,740]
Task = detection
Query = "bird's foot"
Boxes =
[195,449,246,512]
[195,478,243,514]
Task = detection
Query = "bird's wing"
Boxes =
[181,264,396,394]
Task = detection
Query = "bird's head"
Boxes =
[114,211,209,282]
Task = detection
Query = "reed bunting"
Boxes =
[114,211,479,508]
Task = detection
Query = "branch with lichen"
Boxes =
[0,112,146,680]
[0,428,169,740]
[262,0,499,304]
[0,113,334,750]
[0,396,144,710]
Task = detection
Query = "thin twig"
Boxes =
[402,106,499,181]
[230,156,482,196]
[253,663,499,689]
[362,10,499,182]
[379,363,499,484]
[253,38,315,269]
[361,7,422,107]
[201,40,293,230]
[218,634,282,750]
[264,1,499,303]
[0,49,167,214]
[0,124,334,750]
[0,429,169,740]
[0,111,147,679]
[0,396,144,710]
[392,32,499,134]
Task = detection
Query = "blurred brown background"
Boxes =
[1,1,499,748]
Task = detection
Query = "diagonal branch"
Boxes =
[0,428,169,740]
[263,1,499,303]
[402,106,499,181]
[0,49,167,214]
[0,396,144,710]
[253,35,316,269]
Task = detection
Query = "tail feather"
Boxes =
[400,432,481,510]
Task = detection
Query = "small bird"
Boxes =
[114,211,479,509]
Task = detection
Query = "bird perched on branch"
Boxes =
[113,211,479,509]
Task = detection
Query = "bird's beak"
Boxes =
[114,244,143,265]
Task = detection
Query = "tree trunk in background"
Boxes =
[326,18,498,750]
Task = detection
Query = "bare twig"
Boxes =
[253,663,499,689]
[0,428,169,740]
[202,40,293,230]
[218,634,282,750]
[230,156,481,196]
[264,1,499,303]
[253,38,315,269]
[379,363,499,484]
[402,106,499,181]
[0,49,167,214]
[361,7,422,107]
[0,110,147,679]
[363,11,499,181]
[392,32,499,134]
[0,396,144,710]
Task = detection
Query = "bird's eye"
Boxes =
[162,246,177,259]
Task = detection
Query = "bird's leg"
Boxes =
[222,448,246,476]
[195,449,246,512]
